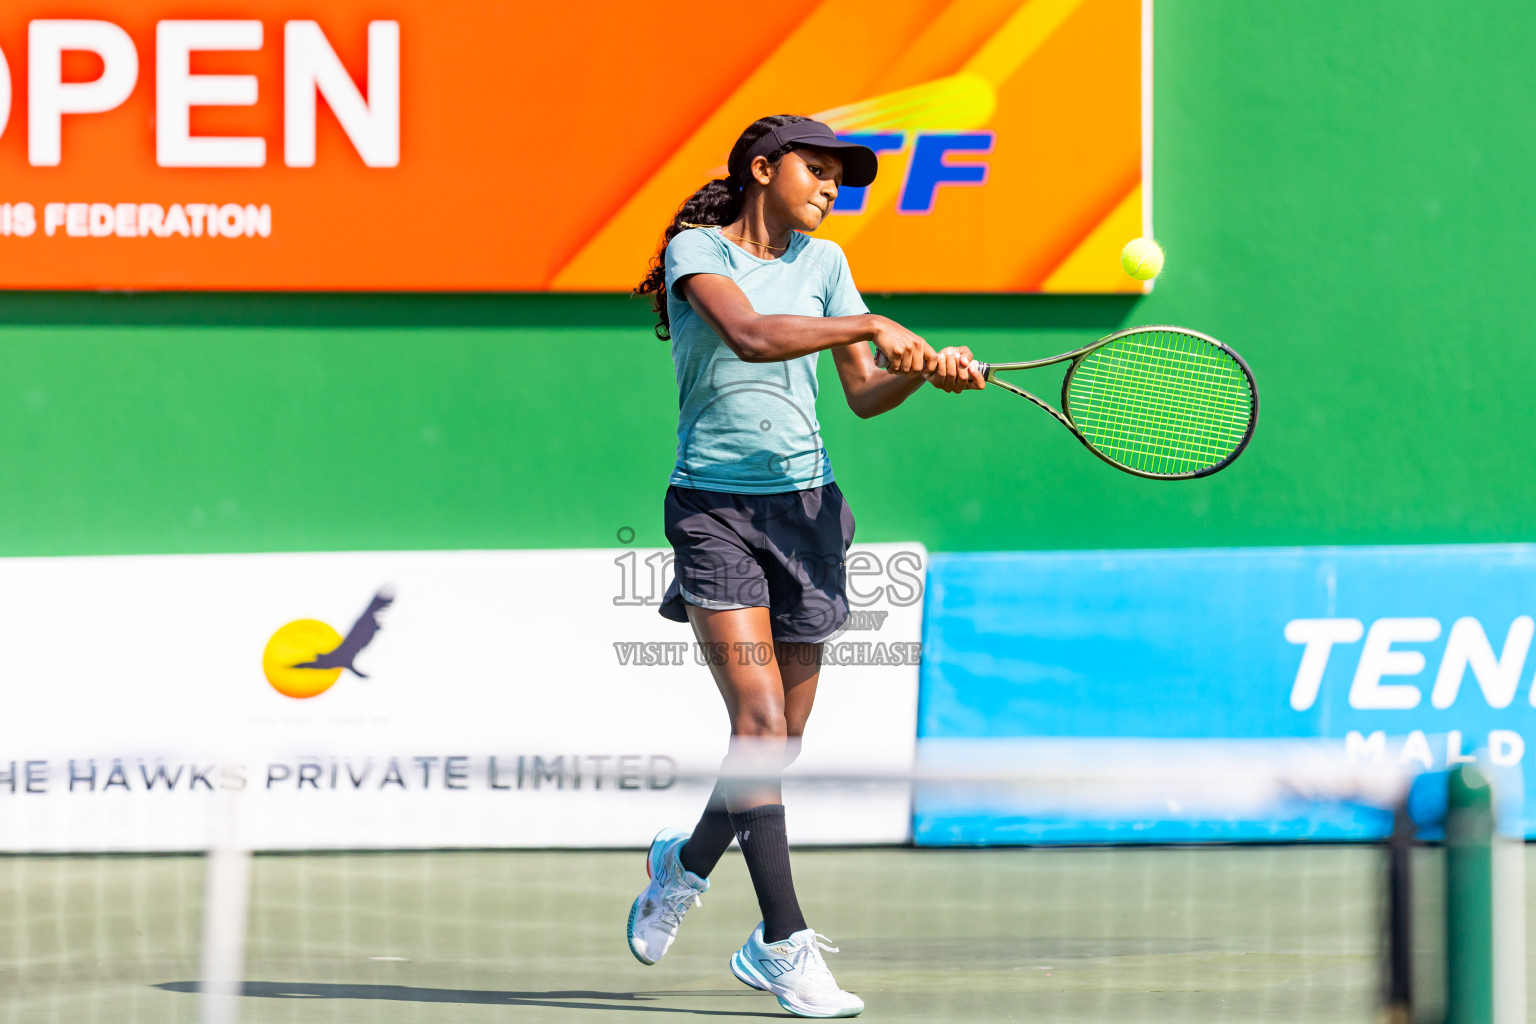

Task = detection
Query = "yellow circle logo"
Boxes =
[263,619,345,699]
[261,591,394,699]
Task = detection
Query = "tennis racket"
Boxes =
[968,325,1258,480]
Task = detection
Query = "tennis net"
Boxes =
[0,740,1515,1024]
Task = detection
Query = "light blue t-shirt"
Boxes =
[664,226,868,494]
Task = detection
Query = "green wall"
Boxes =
[0,1,1531,557]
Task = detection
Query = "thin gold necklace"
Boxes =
[681,222,786,251]
[721,229,785,251]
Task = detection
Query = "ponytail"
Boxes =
[634,114,811,340]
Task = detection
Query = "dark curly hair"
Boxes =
[634,114,811,340]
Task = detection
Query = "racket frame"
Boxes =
[974,324,1259,480]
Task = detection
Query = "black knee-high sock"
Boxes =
[729,804,807,943]
[678,781,735,878]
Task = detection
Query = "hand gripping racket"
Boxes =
[969,325,1258,480]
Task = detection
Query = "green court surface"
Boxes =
[0,845,1413,1023]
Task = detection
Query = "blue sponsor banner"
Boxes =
[915,545,1536,844]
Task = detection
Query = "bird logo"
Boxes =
[262,591,394,699]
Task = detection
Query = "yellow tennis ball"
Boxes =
[1121,238,1165,281]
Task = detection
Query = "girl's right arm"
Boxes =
[680,273,939,376]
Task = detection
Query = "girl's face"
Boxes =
[757,147,843,231]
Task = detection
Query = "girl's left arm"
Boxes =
[831,342,985,419]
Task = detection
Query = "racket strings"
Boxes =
[1066,331,1252,475]
[1095,345,1247,454]
[1078,347,1249,472]
[1078,352,1247,472]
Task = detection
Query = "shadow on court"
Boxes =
[154,981,784,1016]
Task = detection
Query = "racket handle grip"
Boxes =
[879,351,991,379]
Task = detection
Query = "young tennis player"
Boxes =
[626,115,982,1017]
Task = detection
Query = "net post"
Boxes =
[1445,764,1494,1024]
[1491,790,1527,1024]
[198,789,251,1024]
[1385,798,1415,1024]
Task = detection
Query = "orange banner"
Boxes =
[0,0,1145,291]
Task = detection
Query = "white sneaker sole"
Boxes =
[626,894,655,965]
[729,947,863,1018]
[728,948,768,991]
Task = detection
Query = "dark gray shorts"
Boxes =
[659,483,856,643]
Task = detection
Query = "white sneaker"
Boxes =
[626,827,708,965]
[729,922,864,1018]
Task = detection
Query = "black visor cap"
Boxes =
[736,120,880,188]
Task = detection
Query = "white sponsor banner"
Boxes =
[0,545,925,851]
